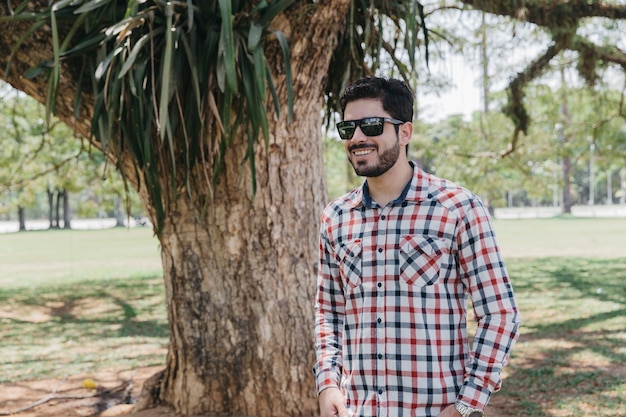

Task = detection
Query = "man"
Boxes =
[313,77,521,417]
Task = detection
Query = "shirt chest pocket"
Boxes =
[336,240,362,289]
[399,235,444,287]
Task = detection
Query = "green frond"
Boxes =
[272,30,293,123]
[248,23,263,52]
[74,0,114,14]
[11,0,297,233]
[324,0,429,122]
[266,60,281,119]
[218,0,237,92]
[117,33,151,79]
[159,3,174,143]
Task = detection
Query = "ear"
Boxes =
[398,122,413,146]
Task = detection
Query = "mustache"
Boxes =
[348,143,377,152]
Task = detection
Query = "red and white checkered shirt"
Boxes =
[314,163,521,417]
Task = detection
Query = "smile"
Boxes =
[349,144,377,157]
[353,148,374,156]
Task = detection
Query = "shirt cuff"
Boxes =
[457,379,492,409]
[314,369,341,395]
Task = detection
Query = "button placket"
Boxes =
[374,207,390,413]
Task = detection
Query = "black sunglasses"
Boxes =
[336,117,405,140]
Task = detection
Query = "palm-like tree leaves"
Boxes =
[218,0,237,93]
[273,30,293,123]
[11,0,297,233]
[10,0,429,233]
[324,0,429,124]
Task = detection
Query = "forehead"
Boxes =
[344,98,388,120]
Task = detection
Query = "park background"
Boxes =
[1,147,625,416]
[1,1,626,416]
[1,216,625,417]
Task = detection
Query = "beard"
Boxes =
[349,140,401,177]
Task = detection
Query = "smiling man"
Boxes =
[313,77,521,417]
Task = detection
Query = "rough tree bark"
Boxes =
[0,0,352,415]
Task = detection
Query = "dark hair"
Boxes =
[339,77,414,122]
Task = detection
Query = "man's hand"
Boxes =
[437,404,462,417]
[319,387,348,417]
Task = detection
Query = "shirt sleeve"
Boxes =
[456,196,522,408]
[312,217,345,394]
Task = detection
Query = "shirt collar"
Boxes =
[346,161,431,209]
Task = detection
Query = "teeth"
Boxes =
[353,149,373,156]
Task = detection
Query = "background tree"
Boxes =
[1,1,626,416]
[0,81,138,229]
[415,80,626,211]
[414,2,625,213]
[0,83,82,228]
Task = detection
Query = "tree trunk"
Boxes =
[62,189,71,229]
[47,188,55,228]
[562,154,572,213]
[619,168,626,204]
[1,1,349,414]
[559,67,573,214]
[54,190,61,228]
[143,3,347,410]
[480,12,490,114]
[145,121,326,415]
[18,205,26,231]
[114,197,126,227]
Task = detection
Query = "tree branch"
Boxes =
[458,0,626,156]
[1,153,82,193]
[504,40,564,135]
[459,0,626,25]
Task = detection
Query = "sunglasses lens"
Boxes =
[360,118,384,136]
[337,122,356,139]
[337,117,388,139]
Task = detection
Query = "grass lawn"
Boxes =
[0,227,162,287]
[493,216,626,259]
[0,227,165,382]
[0,218,625,416]
[496,257,626,416]
[491,217,626,416]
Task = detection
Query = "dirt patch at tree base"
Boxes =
[0,366,185,417]
[1,366,512,417]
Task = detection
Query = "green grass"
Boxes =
[498,257,626,416]
[0,227,162,287]
[0,219,625,416]
[490,217,626,416]
[0,227,166,382]
[493,216,626,259]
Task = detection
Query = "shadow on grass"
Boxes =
[509,257,626,303]
[0,273,169,382]
[495,257,626,416]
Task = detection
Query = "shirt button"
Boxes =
[378,388,384,394]
[378,248,383,253]
[377,282,382,288]
[381,215,386,220]
[378,353,383,359]
[377,318,382,324]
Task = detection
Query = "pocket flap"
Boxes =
[336,239,362,261]
[399,235,441,257]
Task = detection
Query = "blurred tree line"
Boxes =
[0,81,144,230]
[4,70,625,229]
[325,82,626,209]
[3,7,626,227]
[325,10,626,210]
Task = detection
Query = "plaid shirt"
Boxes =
[314,163,521,417]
